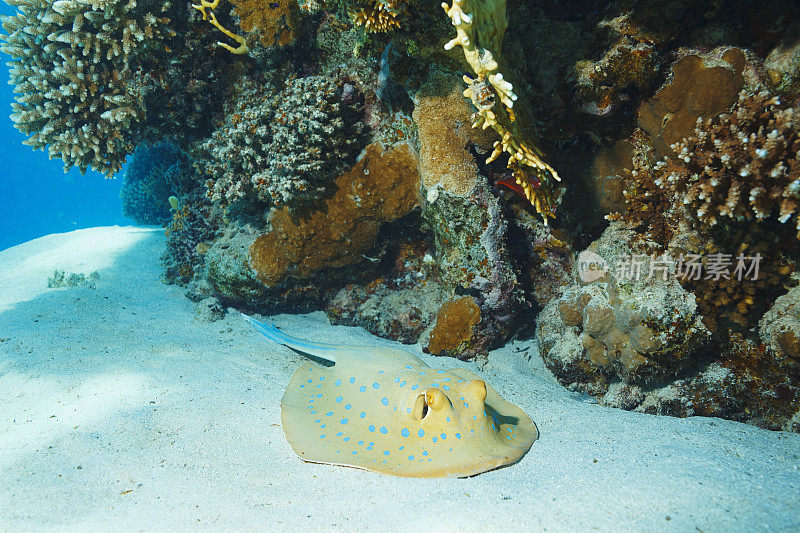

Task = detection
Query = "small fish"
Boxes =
[243,314,538,478]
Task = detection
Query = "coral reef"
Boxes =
[47,270,100,290]
[327,237,446,344]
[197,75,367,210]
[659,90,800,236]
[426,296,482,357]
[637,48,747,159]
[537,224,710,390]
[351,0,405,33]
[441,0,561,219]
[249,142,419,286]
[121,143,198,225]
[162,191,218,285]
[1,0,177,176]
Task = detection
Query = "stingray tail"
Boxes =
[241,313,343,363]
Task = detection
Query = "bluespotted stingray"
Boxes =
[243,314,538,478]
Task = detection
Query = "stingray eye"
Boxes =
[425,388,447,411]
[466,379,487,402]
[411,393,428,421]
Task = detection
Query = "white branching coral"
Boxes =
[0,0,175,176]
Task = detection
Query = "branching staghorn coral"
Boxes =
[197,75,367,210]
[441,0,560,220]
[0,0,176,177]
[661,90,800,236]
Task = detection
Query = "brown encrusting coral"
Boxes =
[426,296,482,357]
[249,142,420,286]
[637,48,747,159]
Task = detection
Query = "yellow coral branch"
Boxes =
[192,0,249,55]
[442,0,561,221]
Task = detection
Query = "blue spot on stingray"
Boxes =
[383,451,390,456]
[307,379,312,383]
[382,460,387,464]
[360,412,367,418]
[316,384,322,388]
[431,383,439,388]
[340,418,348,424]
[443,386,450,390]
[378,371,384,374]
[405,365,413,369]
[400,381,406,387]
[372,383,380,390]
[381,398,389,406]
[432,437,437,443]
[440,433,446,440]
[506,435,513,440]
[401,428,410,437]
[409,455,414,461]
[326,411,333,416]
[320,424,326,428]
[315,419,321,423]
[352,451,357,455]
[399,445,404,450]
[334,379,341,386]
[320,434,326,438]
[335,396,343,403]
[406,408,412,414]
[436,370,445,374]
[418,429,425,437]
[446,417,450,422]
[455,433,462,439]
[358,440,364,445]
[411,384,419,391]
[345,404,351,410]
[394,377,400,383]
[369,425,376,432]
[359,385,366,392]
[350,377,356,383]
[473,415,477,421]
[337,432,343,436]
[440,377,450,382]
[320,376,325,381]
[310,411,317,415]
[380,426,388,434]
[464,402,469,408]
[344,437,350,442]
[423,451,428,456]
[300,384,305,388]
[316,394,322,398]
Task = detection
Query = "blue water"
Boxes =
[0,3,132,252]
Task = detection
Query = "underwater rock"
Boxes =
[537,223,711,389]
[326,238,445,345]
[195,297,225,322]
[765,23,800,98]
[328,280,446,345]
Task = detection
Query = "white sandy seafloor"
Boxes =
[1,226,798,532]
